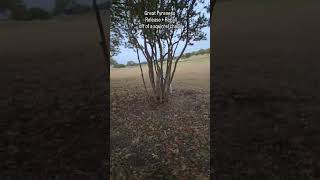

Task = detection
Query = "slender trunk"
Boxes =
[147,60,156,100]
[136,49,149,99]
[159,74,163,103]
[165,57,173,97]
[93,0,108,64]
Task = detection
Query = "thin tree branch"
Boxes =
[170,0,195,84]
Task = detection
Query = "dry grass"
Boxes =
[111,54,210,90]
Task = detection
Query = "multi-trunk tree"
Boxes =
[112,0,209,103]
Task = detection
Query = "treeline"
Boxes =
[180,48,210,59]
[111,48,210,68]
[1,0,48,20]
[111,58,141,68]
[163,48,210,61]
[0,0,107,21]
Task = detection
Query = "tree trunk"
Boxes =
[136,49,149,99]
[147,60,157,100]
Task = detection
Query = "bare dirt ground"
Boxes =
[0,14,108,179]
[111,55,210,179]
[213,1,320,179]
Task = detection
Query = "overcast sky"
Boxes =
[114,27,210,64]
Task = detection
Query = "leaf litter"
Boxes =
[111,85,210,179]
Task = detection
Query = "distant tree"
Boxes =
[7,0,30,20]
[113,64,126,68]
[182,53,192,59]
[0,0,22,10]
[63,1,91,15]
[173,48,210,59]
[1,0,52,20]
[28,8,51,20]
[127,60,137,66]
[54,0,71,15]
[193,48,209,55]
[110,1,124,56]
[111,57,118,66]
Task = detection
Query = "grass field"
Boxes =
[111,54,210,89]
[111,54,210,179]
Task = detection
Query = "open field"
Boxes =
[111,55,210,179]
[1,14,108,179]
[214,1,320,179]
[111,54,210,89]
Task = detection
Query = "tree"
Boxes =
[0,0,23,10]
[111,57,118,66]
[63,1,91,15]
[182,52,192,59]
[113,64,126,68]
[127,60,137,66]
[54,0,71,15]
[1,0,52,20]
[2,0,29,20]
[110,1,125,56]
[112,0,209,103]
[28,8,51,20]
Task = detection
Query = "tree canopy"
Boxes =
[111,0,209,103]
